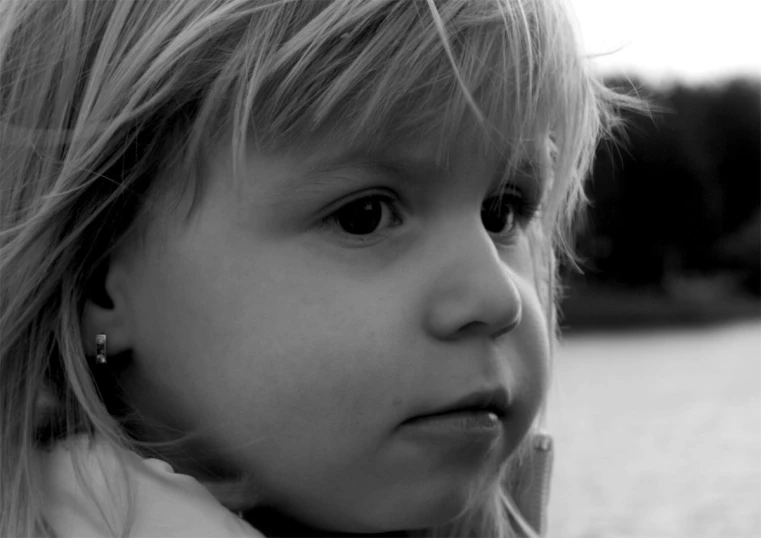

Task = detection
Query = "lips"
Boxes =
[404,387,511,423]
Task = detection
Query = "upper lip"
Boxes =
[406,387,511,422]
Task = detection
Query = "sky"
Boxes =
[571,0,761,84]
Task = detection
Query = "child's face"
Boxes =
[102,129,550,533]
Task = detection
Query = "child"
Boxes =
[0,0,632,536]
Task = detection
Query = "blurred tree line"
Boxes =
[572,76,761,302]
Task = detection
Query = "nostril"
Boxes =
[491,306,521,340]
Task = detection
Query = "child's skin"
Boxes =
[82,124,550,533]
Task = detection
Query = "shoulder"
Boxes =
[39,436,265,538]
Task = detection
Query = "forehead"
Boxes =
[274,113,550,180]
[224,125,551,210]
[319,102,547,159]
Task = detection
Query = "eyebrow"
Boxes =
[266,145,543,204]
[271,149,444,199]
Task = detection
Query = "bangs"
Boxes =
[211,0,599,186]
[167,0,618,255]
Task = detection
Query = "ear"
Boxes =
[80,253,135,360]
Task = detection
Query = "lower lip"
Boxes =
[400,411,503,443]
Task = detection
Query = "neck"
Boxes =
[242,507,409,538]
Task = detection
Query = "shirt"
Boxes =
[40,436,263,537]
[40,433,553,537]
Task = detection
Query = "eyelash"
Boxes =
[322,186,539,246]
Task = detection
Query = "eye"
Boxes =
[481,187,536,238]
[481,195,518,235]
[326,195,402,236]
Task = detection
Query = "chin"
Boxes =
[350,478,494,534]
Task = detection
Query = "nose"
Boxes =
[423,223,523,341]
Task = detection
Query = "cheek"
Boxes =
[245,285,414,433]
[133,254,408,453]
[502,235,552,423]
[514,281,552,418]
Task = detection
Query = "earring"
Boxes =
[95,334,107,365]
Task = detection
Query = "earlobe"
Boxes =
[80,259,134,360]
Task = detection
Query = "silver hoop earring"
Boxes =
[95,334,107,365]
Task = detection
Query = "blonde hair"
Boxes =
[0,0,635,536]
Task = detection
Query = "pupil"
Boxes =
[338,199,382,235]
[482,202,512,233]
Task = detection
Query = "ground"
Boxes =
[547,320,761,538]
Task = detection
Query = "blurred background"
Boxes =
[547,1,761,537]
